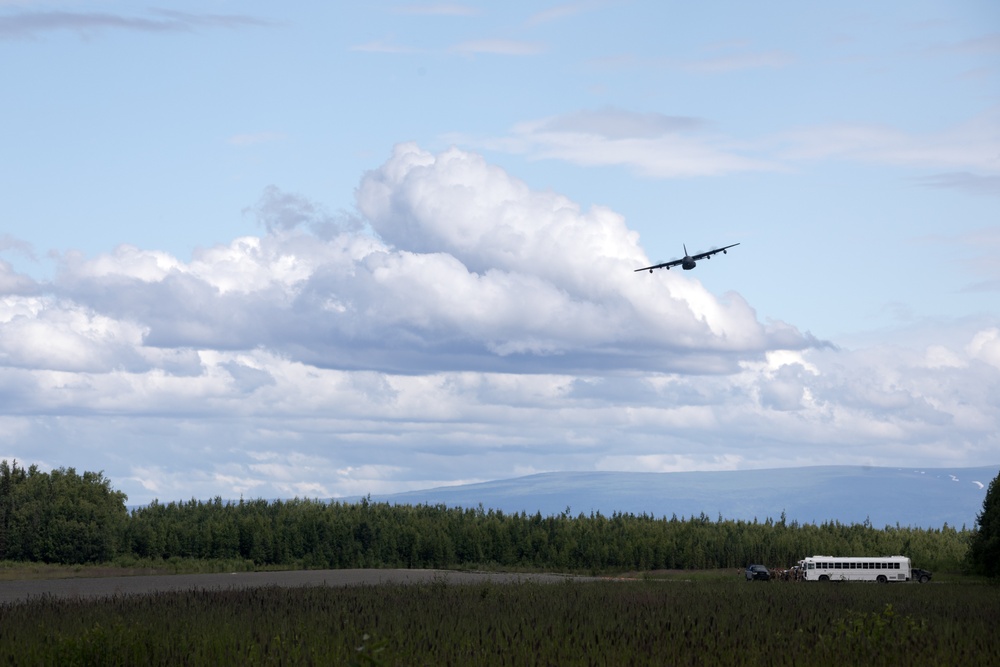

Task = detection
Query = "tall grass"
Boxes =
[2,579,997,665]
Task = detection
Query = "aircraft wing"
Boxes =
[690,243,740,261]
[634,258,684,272]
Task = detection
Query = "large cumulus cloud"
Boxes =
[46,144,815,375]
[0,145,996,504]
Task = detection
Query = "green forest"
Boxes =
[0,460,988,573]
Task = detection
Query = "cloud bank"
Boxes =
[0,9,269,40]
[1,145,996,503]
[454,107,1000,182]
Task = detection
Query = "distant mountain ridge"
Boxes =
[364,465,998,529]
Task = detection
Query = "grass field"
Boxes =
[2,571,998,666]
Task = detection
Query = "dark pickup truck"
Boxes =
[912,568,933,583]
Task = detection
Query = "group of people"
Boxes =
[769,566,804,581]
[742,565,805,581]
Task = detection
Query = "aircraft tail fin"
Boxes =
[683,243,688,256]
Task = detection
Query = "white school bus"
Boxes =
[799,555,911,582]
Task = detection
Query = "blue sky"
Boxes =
[1,2,998,504]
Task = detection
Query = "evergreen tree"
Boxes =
[966,469,1000,577]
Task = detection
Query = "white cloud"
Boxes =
[526,2,602,28]
[919,172,1000,197]
[967,328,1000,368]
[588,43,795,75]
[56,141,786,372]
[0,259,37,295]
[455,110,780,177]
[923,345,965,368]
[0,9,270,40]
[457,106,1000,180]
[0,296,149,373]
[448,39,545,56]
[1,145,997,503]
[774,107,1000,172]
[534,107,707,138]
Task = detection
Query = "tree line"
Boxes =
[2,460,996,574]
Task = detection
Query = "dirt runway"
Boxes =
[0,569,598,604]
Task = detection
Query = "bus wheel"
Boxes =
[818,575,829,582]
[876,575,887,583]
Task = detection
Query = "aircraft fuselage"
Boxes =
[637,242,738,273]
[664,257,696,270]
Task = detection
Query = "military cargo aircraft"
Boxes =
[635,243,739,273]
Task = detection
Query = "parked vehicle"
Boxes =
[798,556,932,583]
[745,564,770,581]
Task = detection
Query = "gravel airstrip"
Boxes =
[0,569,599,604]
